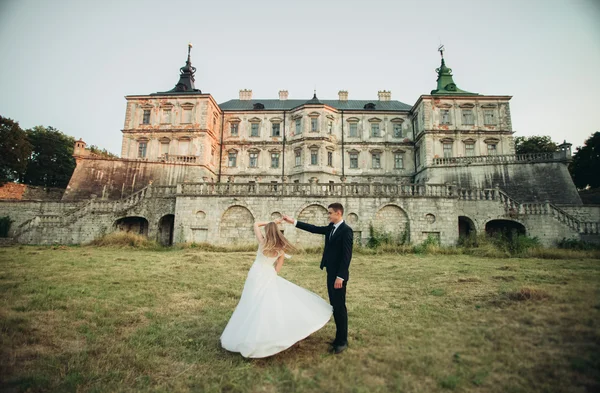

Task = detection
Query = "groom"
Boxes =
[283,203,353,354]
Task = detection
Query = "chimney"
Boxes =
[378,90,391,101]
[338,90,348,101]
[279,90,288,100]
[239,89,252,101]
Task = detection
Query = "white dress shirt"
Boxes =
[294,219,345,282]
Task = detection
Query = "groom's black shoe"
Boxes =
[332,343,348,355]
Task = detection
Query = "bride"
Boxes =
[220,219,333,358]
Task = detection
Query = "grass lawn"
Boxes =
[0,246,599,392]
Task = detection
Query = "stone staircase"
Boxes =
[11,184,172,240]
[496,190,599,235]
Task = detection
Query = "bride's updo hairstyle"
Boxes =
[263,222,298,255]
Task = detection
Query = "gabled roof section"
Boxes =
[218,99,412,111]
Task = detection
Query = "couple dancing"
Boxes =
[220,203,353,358]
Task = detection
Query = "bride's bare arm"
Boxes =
[253,221,269,243]
[253,219,283,243]
[274,253,285,274]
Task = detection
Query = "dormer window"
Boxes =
[364,103,376,110]
[253,103,265,110]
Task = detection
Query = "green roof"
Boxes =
[430,58,478,95]
[218,99,412,111]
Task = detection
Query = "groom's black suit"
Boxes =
[295,220,353,346]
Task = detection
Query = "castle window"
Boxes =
[484,110,496,125]
[272,123,281,137]
[371,123,381,137]
[441,109,451,125]
[228,151,237,167]
[250,123,259,137]
[142,110,151,125]
[443,142,453,158]
[310,149,318,165]
[349,123,358,137]
[137,141,147,158]
[249,152,258,168]
[393,123,403,138]
[183,109,193,124]
[462,109,474,125]
[178,139,190,155]
[230,123,239,136]
[161,109,172,124]
[327,151,333,166]
[160,140,170,156]
[311,118,318,132]
[394,152,404,169]
[372,152,381,169]
[294,150,302,166]
[465,143,475,157]
[271,152,280,168]
[295,119,302,134]
[328,121,333,134]
[487,143,497,155]
[349,152,358,168]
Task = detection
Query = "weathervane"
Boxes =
[438,44,445,59]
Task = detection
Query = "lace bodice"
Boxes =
[255,244,290,267]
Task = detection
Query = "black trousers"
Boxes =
[327,274,348,345]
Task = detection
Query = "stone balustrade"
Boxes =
[159,154,198,163]
[431,152,565,166]
[177,182,461,198]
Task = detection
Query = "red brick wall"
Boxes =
[0,183,26,200]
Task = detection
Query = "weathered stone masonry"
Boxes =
[1,46,598,246]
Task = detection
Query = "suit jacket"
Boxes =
[295,220,353,281]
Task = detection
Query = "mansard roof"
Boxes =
[218,99,412,111]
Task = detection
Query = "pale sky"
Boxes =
[1,0,599,155]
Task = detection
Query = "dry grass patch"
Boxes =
[0,246,598,392]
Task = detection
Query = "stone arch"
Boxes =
[458,216,476,238]
[219,205,255,244]
[157,214,175,246]
[373,204,410,241]
[296,204,329,246]
[485,219,526,239]
[114,216,149,236]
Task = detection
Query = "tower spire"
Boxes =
[430,46,477,95]
[154,43,202,95]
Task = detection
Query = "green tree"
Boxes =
[0,116,32,184]
[23,126,76,188]
[89,145,118,159]
[514,135,558,154]
[569,132,600,189]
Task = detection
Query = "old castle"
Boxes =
[2,45,598,247]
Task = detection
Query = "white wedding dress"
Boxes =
[220,243,333,358]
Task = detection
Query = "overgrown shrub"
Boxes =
[88,231,158,249]
[0,216,13,237]
[556,238,600,251]
[366,223,409,249]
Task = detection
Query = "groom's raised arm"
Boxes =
[283,215,329,235]
[295,220,329,235]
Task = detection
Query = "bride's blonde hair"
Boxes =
[262,222,298,256]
